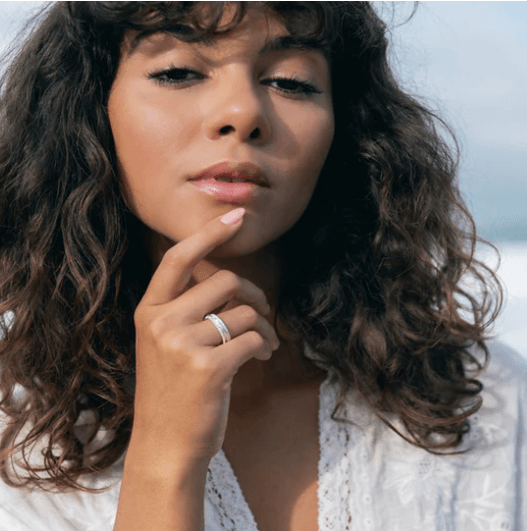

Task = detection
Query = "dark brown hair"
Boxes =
[0,1,502,491]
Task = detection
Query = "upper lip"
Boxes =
[189,161,270,187]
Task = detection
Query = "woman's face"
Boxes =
[108,7,334,258]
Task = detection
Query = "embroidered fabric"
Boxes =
[0,339,525,530]
[205,448,259,531]
[204,339,527,530]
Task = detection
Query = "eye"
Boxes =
[148,65,204,86]
[264,76,321,96]
[148,65,322,97]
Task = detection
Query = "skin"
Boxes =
[110,8,335,529]
[108,7,334,403]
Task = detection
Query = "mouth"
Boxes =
[188,161,269,203]
[188,161,270,187]
[212,176,257,183]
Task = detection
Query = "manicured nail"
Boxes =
[221,208,245,225]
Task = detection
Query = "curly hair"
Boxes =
[0,1,502,491]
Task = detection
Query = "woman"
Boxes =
[0,2,525,530]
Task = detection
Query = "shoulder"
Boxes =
[0,410,122,531]
[0,470,121,531]
[339,340,527,529]
[458,339,526,462]
[471,338,527,430]
[477,337,527,384]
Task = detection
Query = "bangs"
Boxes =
[82,1,341,60]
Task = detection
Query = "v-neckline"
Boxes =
[206,368,337,531]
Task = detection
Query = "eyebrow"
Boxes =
[258,35,327,57]
[129,27,328,59]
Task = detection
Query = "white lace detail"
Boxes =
[203,340,527,531]
[317,372,354,530]
[205,449,259,531]
[205,367,370,531]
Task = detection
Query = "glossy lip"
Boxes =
[188,161,270,187]
[188,161,270,203]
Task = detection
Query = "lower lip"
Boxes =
[190,178,258,203]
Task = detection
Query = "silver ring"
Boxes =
[204,313,231,344]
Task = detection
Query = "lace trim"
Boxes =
[317,373,355,531]
[205,358,359,531]
[206,448,259,531]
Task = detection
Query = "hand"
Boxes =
[129,208,280,468]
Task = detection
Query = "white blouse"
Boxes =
[0,339,525,530]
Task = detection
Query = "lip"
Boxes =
[189,161,270,187]
[188,161,269,203]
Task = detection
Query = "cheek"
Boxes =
[257,115,333,249]
[303,108,335,170]
[108,71,197,169]
[108,84,196,214]
[287,110,334,212]
[110,100,185,172]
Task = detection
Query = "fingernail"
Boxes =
[221,208,245,225]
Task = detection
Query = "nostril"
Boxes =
[219,125,234,135]
[218,125,261,140]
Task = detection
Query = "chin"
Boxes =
[209,238,267,259]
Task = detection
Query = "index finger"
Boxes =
[141,208,246,306]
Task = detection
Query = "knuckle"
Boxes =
[245,330,265,350]
[163,247,187,269]
[145,314,162,335]
[134,305,157,329]
[191,351,216,373]
[256,287,267,303]
[215,270,240,291]
[133,305,146,326]
[237,304,258,325]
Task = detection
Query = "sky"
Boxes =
[0,2,526,358]
[379,2,527,242]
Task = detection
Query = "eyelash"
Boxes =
[148,65,322,96]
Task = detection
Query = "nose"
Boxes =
[202,71,271,145]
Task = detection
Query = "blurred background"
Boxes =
[1,2,526,359]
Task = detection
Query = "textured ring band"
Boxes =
[204,313,232,344]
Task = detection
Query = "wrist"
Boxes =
[124,438,212,483]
